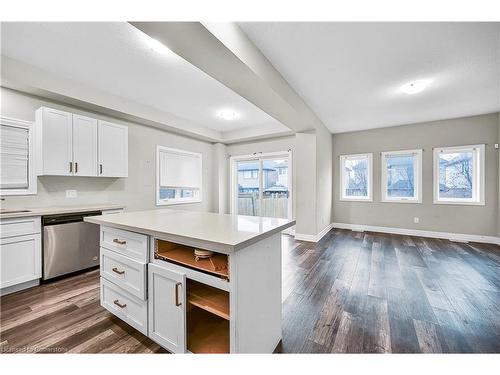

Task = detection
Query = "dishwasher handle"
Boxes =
[43,211,102,226]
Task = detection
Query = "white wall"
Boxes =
[1,87,216,213]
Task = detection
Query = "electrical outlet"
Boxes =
[413,217,419,224]
[66,189,77,198]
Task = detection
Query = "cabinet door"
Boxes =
[0,234,41,289]
[72,114,98,176]
[98,121,128,177]
[148,263,186,353]
[40,107,73,175]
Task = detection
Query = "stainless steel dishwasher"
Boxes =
[42,211,101,280]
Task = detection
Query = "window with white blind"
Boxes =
[156,146,202,205]
[0,117,37,196]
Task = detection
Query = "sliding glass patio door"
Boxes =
[232,152,292,219]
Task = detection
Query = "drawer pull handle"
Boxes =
[113,239,126,245]
[175,282,182,307]
[113,300,127,308]
[112,267,125,275]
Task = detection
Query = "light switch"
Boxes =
[413,217,419,224]
[66,189,77,198]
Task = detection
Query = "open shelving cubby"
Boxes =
[186,279,230,353]
[154,239,229,280]
[154,239,231,353]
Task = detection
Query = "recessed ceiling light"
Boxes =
[217,109,240,121]
[400,79,431,95]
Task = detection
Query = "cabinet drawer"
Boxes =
[0,217,41,239]
[100,226,148,263]
[100,277,147,335]
[101,248,146,300]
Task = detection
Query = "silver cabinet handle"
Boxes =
[175,282,182,306]
[99,164,103,174]
[75,162,78,173]
[69,162,73,173]
[113,300,126,308]
[112,267,125,275]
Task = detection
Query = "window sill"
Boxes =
[381,198,421,204]
[433,200,485,206]
[156,199,202,206]
[339,197,373,202]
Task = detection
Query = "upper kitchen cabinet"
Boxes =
[72,114,98,176]
[35,107,73,176]
[35,107,128,178]
[98,121,128,177]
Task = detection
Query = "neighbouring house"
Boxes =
[237,161,289,197]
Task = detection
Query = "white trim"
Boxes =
[332,222,499,245]
[295,223,335,243]
[0,117,37,196]
[339,153,373,202]
[381,149,422,203]
[433,144,485,206]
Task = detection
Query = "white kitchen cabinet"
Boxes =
[35,107,73,176]
[72,114,98,176]
[0,216,42,292]
[0,234,41,289]
[148,263,186,353]
[35,107,128,178]
[98,121,128,177]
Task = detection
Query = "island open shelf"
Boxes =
[187,305,229,354]
[154,239,229,280]
[187,279,229,320]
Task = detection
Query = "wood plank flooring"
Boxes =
[1,229,499,353]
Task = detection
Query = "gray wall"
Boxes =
[1,88,215,213]
[315,126,333,233]
[332,113,499,236]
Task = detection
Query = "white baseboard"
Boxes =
[295,223,335,243]
[332,222,500,245]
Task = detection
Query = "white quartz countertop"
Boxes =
[0,203,125,219]
[84,209,295,252]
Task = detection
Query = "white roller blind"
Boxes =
[0,125,29,189]
[159,148,202,188]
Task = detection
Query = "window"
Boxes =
[381,149,422,203]
[433,144,485,205]
[0,117,37,196]
[156,146,202,205]
[340,153,372,201]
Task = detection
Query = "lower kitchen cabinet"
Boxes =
[0,233,41,289]
[148,263,186,353]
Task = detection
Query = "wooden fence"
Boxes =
[237,195,288,218]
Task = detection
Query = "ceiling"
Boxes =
[0,22,285,134]
[239,22,500,133]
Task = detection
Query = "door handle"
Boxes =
[112,267,125,275]
[175,282,182,306]
[100,164,103,175]
[75,162,78,173]
[69,162,73,173]
[113,238,126,245]
[113,300,127,308]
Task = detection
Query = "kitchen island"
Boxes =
[84,209,295,354]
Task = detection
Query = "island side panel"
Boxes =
[230,232,282,353]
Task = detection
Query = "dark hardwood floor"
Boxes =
[1,229,499,353]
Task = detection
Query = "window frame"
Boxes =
[156,145,202,206]
[0,117,37,196]
[433,144,485,206]
[381,149,422,204]
[339,153,373,202]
